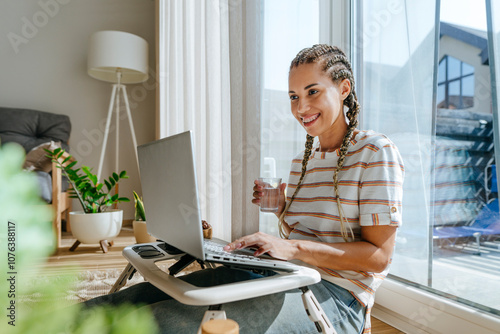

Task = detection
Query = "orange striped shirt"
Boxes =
[285,130,405,310]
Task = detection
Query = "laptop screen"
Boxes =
[137,131,205,260]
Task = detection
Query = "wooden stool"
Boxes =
[201,319,238,334]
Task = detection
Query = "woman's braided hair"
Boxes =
[278,44,361,242]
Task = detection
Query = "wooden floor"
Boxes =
[39,227,138,275]
[43,228,403,333]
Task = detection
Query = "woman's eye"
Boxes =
[308,89,318,95]
[289,95,298,101]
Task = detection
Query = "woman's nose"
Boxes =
[297,100,310,114]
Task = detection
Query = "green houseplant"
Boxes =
[47,148,130,213]
[46,148,130,252]
[133,190,146,221]
[132,190,156,243]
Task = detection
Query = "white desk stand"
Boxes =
[110,242,336,334]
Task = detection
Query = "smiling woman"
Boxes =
[288,63,351,147]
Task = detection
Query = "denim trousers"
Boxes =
[84,266,366,334]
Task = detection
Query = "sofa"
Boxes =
[0,106,72,248]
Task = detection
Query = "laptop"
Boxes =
[137,130,297,272]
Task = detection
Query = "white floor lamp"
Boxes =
[87,30,149,181]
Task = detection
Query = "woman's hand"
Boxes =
[251,179,287,217]
[223,232,298,261]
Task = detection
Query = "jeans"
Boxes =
[84,266,366,334]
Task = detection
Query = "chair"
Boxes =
[434,204,500,254]
[433,166,500,255]
[0,107,72,248]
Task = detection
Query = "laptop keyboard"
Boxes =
[204,239,263,262]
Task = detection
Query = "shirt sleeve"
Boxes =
[358,142,405,227]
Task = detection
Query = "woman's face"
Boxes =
[288,62,350,139]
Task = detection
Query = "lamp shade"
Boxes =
[88,30,148,84]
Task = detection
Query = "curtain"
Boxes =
[156,0,263,241]
[358,0,438,285]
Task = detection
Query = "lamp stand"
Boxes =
[96,81,139,182]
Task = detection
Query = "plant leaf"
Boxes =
[62,156,71,165]
[66,161,77,169]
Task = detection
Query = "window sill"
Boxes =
[372,278,500,333]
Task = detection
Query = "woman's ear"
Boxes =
[339,78,351,100]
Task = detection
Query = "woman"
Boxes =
[85,45,404,334]
[225,44,404,333]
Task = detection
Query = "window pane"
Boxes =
[437,84,446,107]
[358,0,500,317]
[462,75,474,96]
[360,0,436,287]
[260,0,319,235]
[438,57,447,83]
[449,80,460,95]
[448,80,460,108]
[463,61,474,76]
[447,55,461,80]
[432,0,498,315]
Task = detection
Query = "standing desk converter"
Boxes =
[111,241,337,333]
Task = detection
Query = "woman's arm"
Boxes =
[291,225,397,272]
[224,225,397,273]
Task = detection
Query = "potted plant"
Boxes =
[46,148,130,252]
[132,190,156,243]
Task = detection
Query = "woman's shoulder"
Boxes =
[353,129,398,151]
[291,149,307,162]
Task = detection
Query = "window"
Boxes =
[356,0,500,321]
[260,0,500,326]
[437,55,475,109]
[260,0,320,235]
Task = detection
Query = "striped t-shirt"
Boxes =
[285,129,405,310]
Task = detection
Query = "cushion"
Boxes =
[23,141,62,172]
[34,171,52,203]
[0,107,71,152]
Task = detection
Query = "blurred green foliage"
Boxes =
[0,143,158,334]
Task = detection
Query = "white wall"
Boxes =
[0,0,156,220]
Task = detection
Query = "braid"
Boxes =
[334,92,360,241]
[279,134,314,238]
[282,44,361,242]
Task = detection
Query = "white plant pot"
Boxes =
[133,220,156,244]
[69,209,123,244]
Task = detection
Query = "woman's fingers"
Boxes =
[252,179,264,206]
[224,232,265,251]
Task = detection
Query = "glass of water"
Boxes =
[257,177,282,212]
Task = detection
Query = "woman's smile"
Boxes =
[302,113,320,127]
